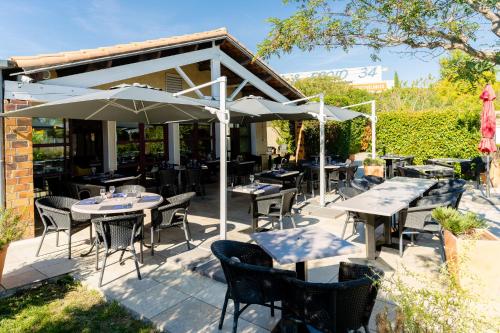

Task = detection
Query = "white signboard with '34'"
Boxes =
[281,66,383,84]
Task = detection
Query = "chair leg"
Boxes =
[270,301,275,317]
[95,241,100,270]
[290,215,297,228]
[279,216,284,230]
[140,238,144,264]
[438,232,446,263]
[233,301,240,333]
[36,226,48,257]
[119,249,126,264]
[399,232,404,257]
[341,215,350,239]
[98,252,108,287]
[68,230,72,259]
[218,289,229,329]
[150,227,155,256]
[130,247,142,281]
[182,214,192,250]
[56,230,60,247]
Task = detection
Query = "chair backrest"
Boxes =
[153,192,195,227]
[363,175,384,186]
[351,178,370,191]
[186,168,202,185]
[159,169,178,186]
[211,240,296,305]
[280,188,298,215]
[35,196,77,230]
[46,177,66,196]
[281,262,383,333]
[295,172,305,189]
[427,179,466,195]
[417,188,465,209]
[396,165,406,177]
[92,213,144,250]
[338,186,364,200]
[76,184,105,199]
[116,184,146,194]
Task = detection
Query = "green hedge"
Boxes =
[376,109,481,164]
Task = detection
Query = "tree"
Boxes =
[393,71,401,88]
[257,0,500,64]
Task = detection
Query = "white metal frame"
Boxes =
[284,93,328,207]
[173,77,229,239]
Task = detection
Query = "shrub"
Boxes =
[363,157,385,166]
[432,207,487,236]
[375,109,481,164]
[0,208,26,250]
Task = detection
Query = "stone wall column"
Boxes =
[3,99,34,238]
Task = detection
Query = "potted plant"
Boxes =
[432,207,499,303]
[363,157,385,178]
[0,209,25,283]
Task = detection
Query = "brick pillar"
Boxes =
[3,99,35,238]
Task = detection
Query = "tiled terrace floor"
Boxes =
[2,182,499,332]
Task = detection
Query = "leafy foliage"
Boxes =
[271,120,296,154]
[376,109,481,164]
[363,157,385,166]
[432,207,487,236]
[0,208,26,251]
[258,0,500,64]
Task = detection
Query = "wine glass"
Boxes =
[100,188,106,200]
[249,174,255,184]
[109,186,115,197]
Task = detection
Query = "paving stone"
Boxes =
[1,266,47,289]
[151,297,221,333]
[239,304,281,331]
[205,313,269,333]
[120,283,190,319]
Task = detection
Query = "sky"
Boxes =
[0,0,459,83]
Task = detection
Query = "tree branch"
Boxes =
[464,0,500,37]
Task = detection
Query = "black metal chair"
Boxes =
[211,240,296,333]
[280,262,384,333]
[363,175,384,186]
[338,187,366,239]
[328,166,347,193]
[158,169,179,197]
[35,196,92,259]
[399,189,465,259]
[186,168,205,196]
[92,213,145,287]
[253,188,298,230]
[116,184,146,194]
[150,192,195,255]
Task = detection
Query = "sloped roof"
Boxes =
[10,28,229,69]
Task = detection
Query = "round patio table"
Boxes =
[71,192,163,256]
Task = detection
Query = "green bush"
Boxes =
[432,207,487,236]
[363,157,385,166]
[376,109,481,164]
[0,209,25,250]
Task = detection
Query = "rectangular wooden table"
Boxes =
[405,165,454,178]
[332,177,436,259]
[251,226,360,281]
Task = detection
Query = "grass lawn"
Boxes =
[0,275,157,333]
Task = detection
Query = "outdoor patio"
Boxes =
[3,166,498,332]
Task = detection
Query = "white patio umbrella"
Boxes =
[0,84,253,123]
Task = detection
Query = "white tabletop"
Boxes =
[229,183,281,196]
[71,192,163,215]
[305,163,348,170]
[405,165,454,174]
[332,177,436,217]
[251,226,360,265]
[101,176,137,184]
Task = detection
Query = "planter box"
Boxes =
[364,165,384,178]
[0,244,8,284]
[444,229,500,303]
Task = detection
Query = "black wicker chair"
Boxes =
[426,178,466,196]
[211,240,296,333]
[364,175,384,186]
[328,166,347,193]
[186,168,205,196]
[253,188,298,230]
[76,184,106,199]
[116,184,146,194]
[338,187,366,239]
[351,178,371,191]
[150,192,196,255]
[280,262,384,333]
[92,213,145,287]
[399,189,465,259]
[158,169,179,197]
[35,196,92,259]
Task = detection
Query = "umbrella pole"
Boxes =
[219,78,228,239]
[486,154,490,197]
[319,94,326,207]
